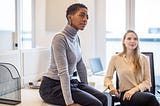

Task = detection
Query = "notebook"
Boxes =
[89,57,105,76]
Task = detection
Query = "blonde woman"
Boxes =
[104,30,159,106]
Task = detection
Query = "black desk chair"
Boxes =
[109,52,156,106]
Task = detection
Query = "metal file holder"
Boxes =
[0,63,21,105]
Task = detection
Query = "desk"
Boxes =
[88,75,105,91]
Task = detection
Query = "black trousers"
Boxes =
[39,76,108,106]
[120,91,160,106]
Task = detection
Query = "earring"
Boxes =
[69,20,72,25]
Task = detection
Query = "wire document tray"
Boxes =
[0,63,21,105]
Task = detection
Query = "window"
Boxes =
[135,0,160,36]
[0,0,15,31]
[0,0,33,50]
[106,0,125,37]
[0,0,15,50]
[20,0,33,49]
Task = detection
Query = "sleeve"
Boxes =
[76,58,88,84]
[52,34,73,105]
[137,55,152,92]
[76,36,88,83]
[104,55,116,89]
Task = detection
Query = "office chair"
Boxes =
[107,52,155,106]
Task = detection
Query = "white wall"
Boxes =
[45,0,76,32]
[34,0,52,48]
[21,48,50,84]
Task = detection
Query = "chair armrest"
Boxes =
[103,88,109,93]
[103,88,121,106]
[103,89,113,106]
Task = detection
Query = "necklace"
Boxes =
[124,56,133,65]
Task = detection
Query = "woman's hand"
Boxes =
[67,103,81,106]
[109,85,119,96]
[123,90,134,101]
[123,87,139,101]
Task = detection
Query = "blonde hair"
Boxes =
[119,30,142,74]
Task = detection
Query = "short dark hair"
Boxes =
[66,3,87,19]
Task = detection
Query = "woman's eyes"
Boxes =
[127,37,138,40]
[79,14,84,17]
[79,13,88,19]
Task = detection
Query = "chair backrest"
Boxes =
[88,57,104,74]
[116,52,155,94]
[141,52,155,94]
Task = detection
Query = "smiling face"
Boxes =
[67,8,88,30]
[123,31,138,51]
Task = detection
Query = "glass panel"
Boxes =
[135,0,160,97]
[106,0,126,37]
[20,0,32,49]
[135,0,160,36]
[0,0,15,50]
[106,0,126,67]
[0,0,15,31]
